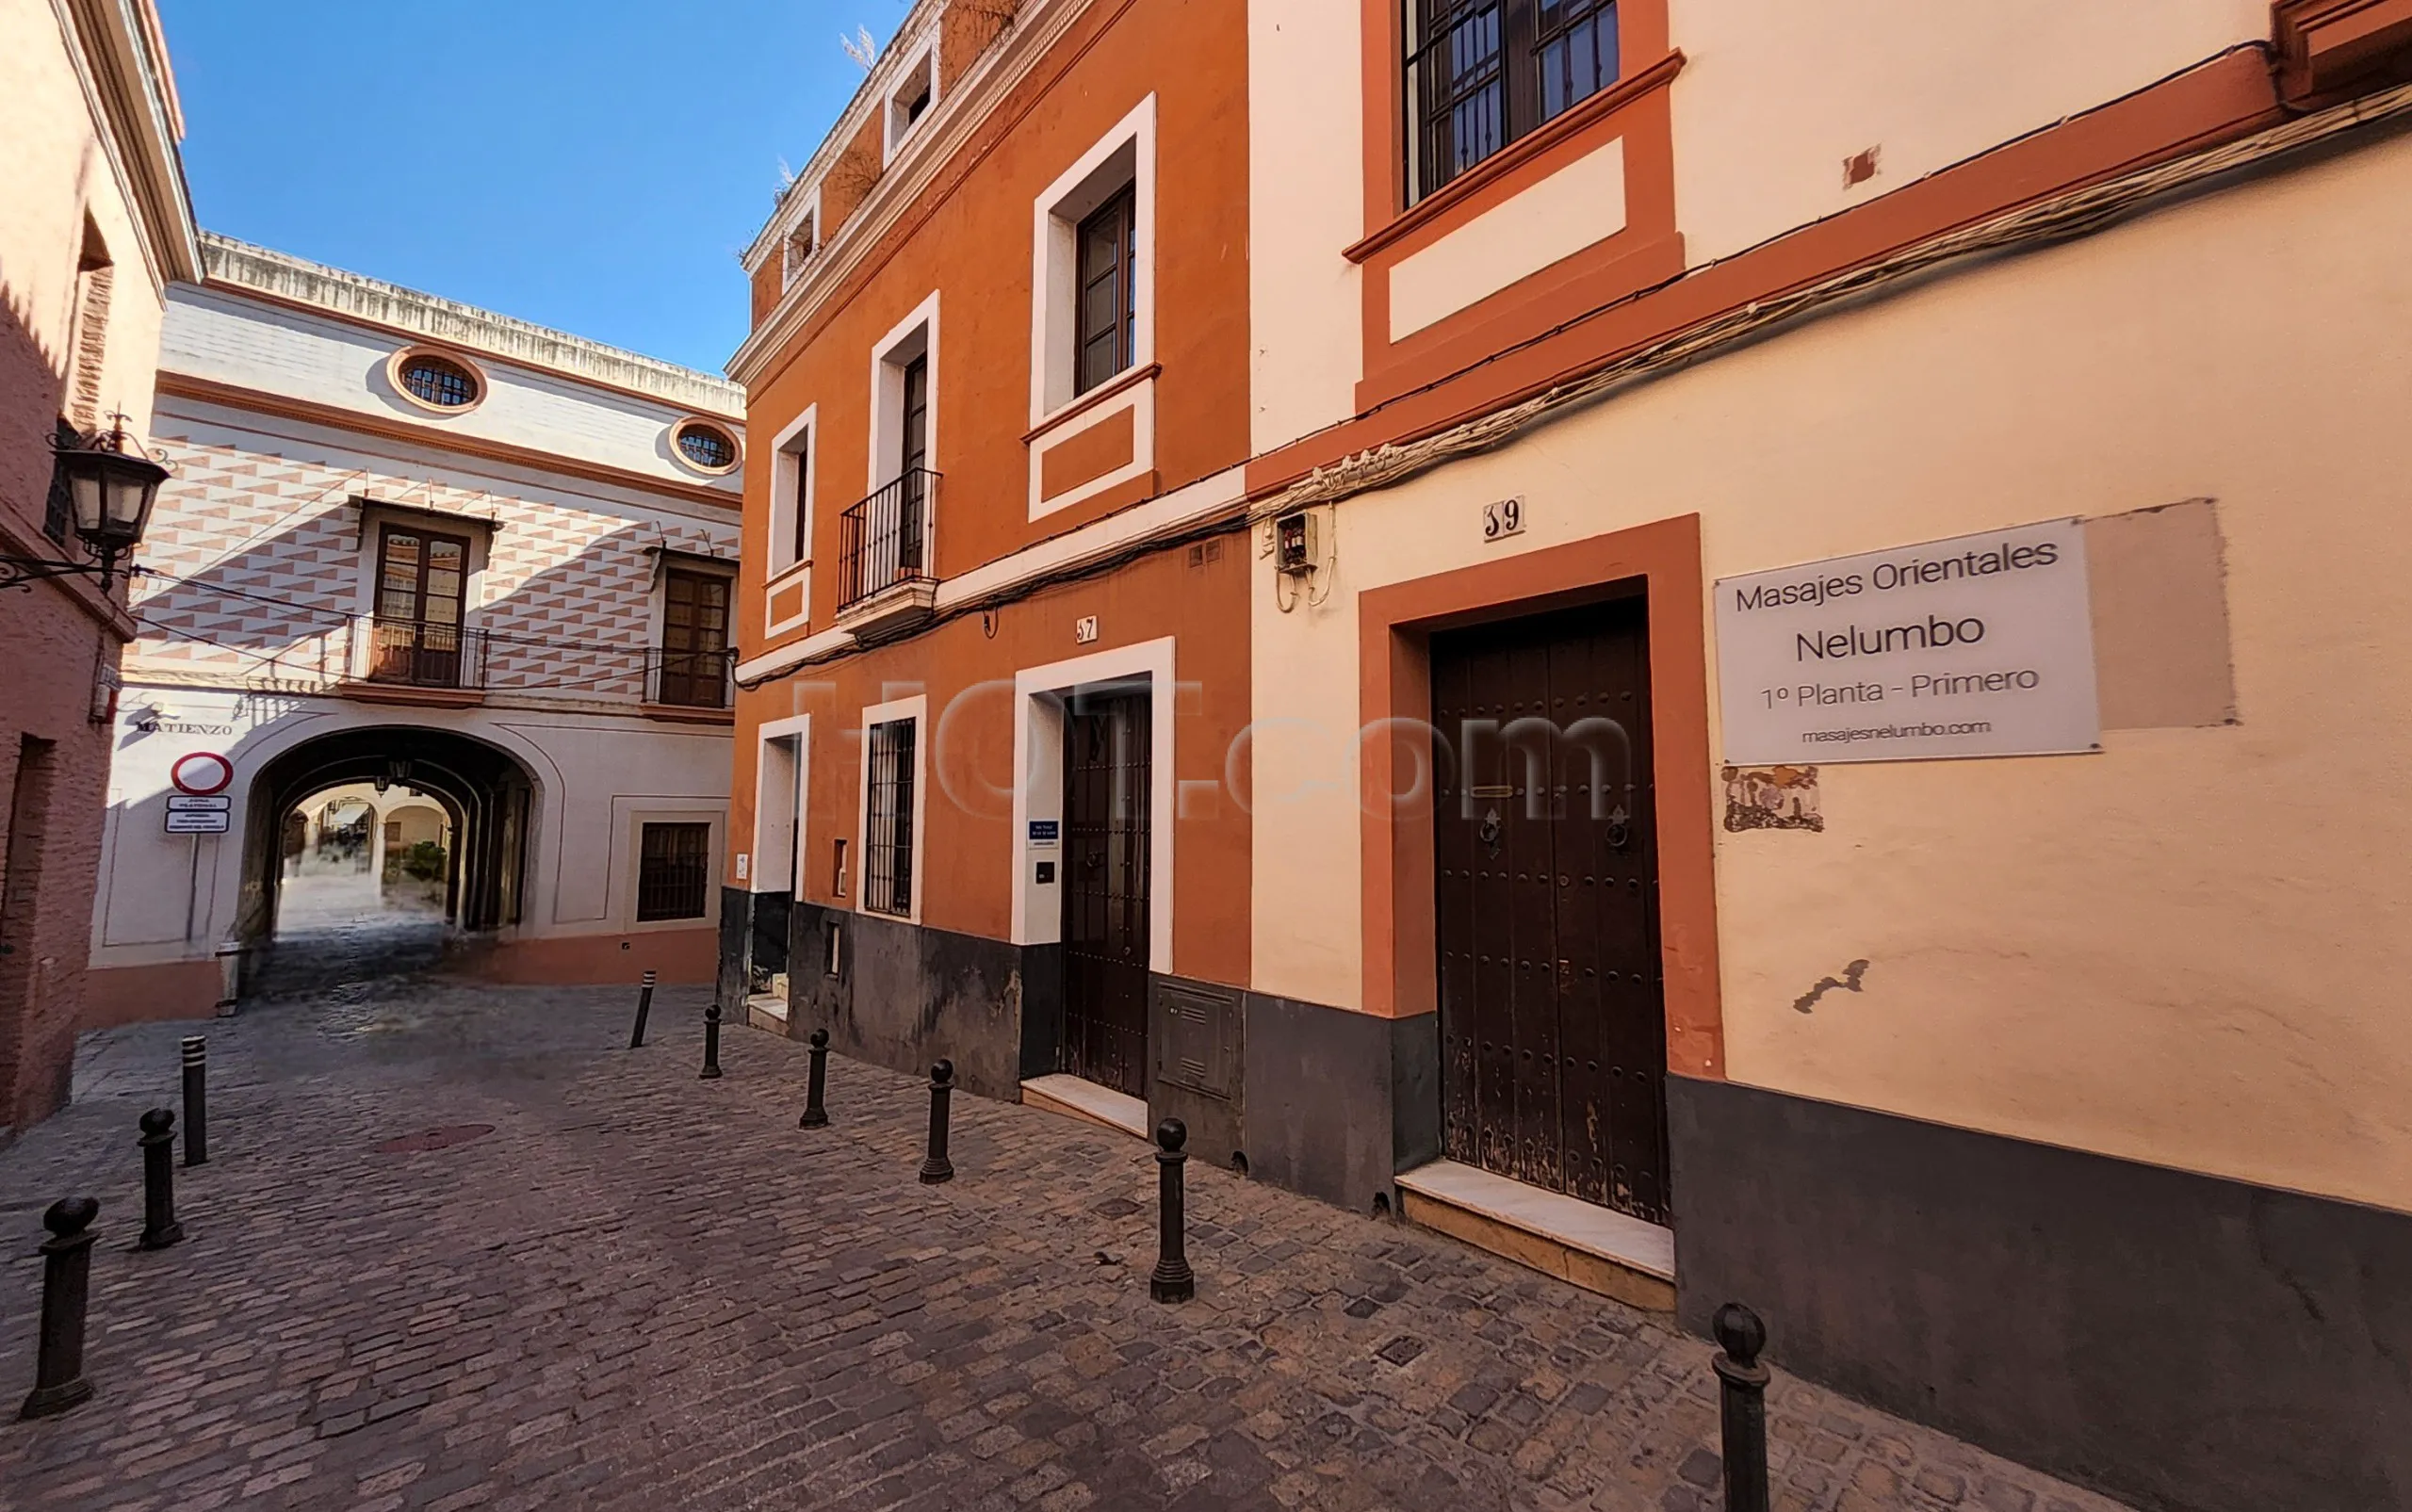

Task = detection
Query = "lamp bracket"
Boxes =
[0,554,114,592]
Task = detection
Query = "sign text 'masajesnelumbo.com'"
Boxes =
[1715,518,2101,764]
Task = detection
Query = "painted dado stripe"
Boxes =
[1389,138,1628,342]
[734,463,1246,684]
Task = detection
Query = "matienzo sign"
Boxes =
[1715,518,2101,764]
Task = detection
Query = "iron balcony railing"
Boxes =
[351,615,488,691]
[645,647,736,710]
[837,468,939,613]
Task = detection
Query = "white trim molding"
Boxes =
[734,463,1246,685]
[766,403,818,637]
[751,713,811,894]
[883,36,942,165]
[1028,373,1155,521]
[781,185,824,290]
[867,291,942,494]
[856,692,930,924]
[1028,94,1158,429]
[1009,636,1176,975]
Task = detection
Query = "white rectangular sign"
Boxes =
[165,809,232,834]
[165,794,231,812]
[1716,518,2100,764]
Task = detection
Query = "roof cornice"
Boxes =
[198,235,746,417]
[727,0,1098,387]
[740,0,955,271]
[56,0,201,289]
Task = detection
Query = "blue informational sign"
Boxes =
[1027,819,1060,846]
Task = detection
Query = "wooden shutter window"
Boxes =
[1074,187,1137,396]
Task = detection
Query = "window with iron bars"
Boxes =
[863,718,917,917]
[636,821,711,922]
[1404,0,1620,204]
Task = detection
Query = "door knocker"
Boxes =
[1605,804,1632,853]
[1478,806,1503,859]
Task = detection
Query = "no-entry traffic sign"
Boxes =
[170,751,234,796]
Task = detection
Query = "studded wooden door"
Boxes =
[1431,595,1669,1224]
[1060,687,1152,1097]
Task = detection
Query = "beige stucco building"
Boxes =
[1235,4,2412,1510]
[90,237,743,1020]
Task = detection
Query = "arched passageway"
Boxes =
[236,726,534,998]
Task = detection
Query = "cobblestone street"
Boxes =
[0,980,2132,1512]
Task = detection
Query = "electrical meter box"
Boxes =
[1274,510,1317,576]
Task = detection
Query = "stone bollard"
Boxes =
[798,1029,830,1129]
[700,1001,724,1080]
[918,1060,955,1184]
[180,1037,208,1168]
[1149,1118,1196,1304]
[138,1110,184,1251]
[18,1198,101,1420]
[628,969,657,1049]
[1712,1303,1771,1512]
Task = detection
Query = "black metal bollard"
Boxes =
[798,1029,830,1129]
[918,1060,954,1184]
[700,1001,724,1080]
[18,1197,101,1420]
[180,1037,208,1167]
[628,969,657,1049]
[1712,1303,1771,1512]
[1149,1118,1196,1304]
[138,1109,183,1251]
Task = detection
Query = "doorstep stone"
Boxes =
[1395,1159,1676,1311]
[1019,1073,1149,1140]
[743,994,790,1033]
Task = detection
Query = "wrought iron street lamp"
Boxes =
[3,413,170,593]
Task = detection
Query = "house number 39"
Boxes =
[1482,497,1525,542]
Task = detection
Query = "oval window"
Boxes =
[674,420,740,473]
[397,352,481,410]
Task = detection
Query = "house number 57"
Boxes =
[1482,497,1525,542]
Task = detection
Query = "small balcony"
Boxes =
[644,647,735,714]
[339,615,489,705]
[836,468,939,641]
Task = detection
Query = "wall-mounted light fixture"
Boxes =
[5,413,170,593]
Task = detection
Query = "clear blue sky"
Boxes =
[158,1,905,374]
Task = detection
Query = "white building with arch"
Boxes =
[89,236,742,1023]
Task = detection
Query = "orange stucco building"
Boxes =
[723,0,1255,1126]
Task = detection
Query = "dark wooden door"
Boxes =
[1060,687,1151,1097]
[1431,595,1670,1223]
[373,527,468,686]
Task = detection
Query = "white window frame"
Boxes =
[1008,638,1175,974]
[752,714,810,896]
[856,692,928,923]
[883,40,940,164]
[1029,95,1157,428]
[780,190,822,289]
[867,292,941,493]
[767,402,817,584]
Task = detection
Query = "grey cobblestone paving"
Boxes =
[0,978,2134,1512]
